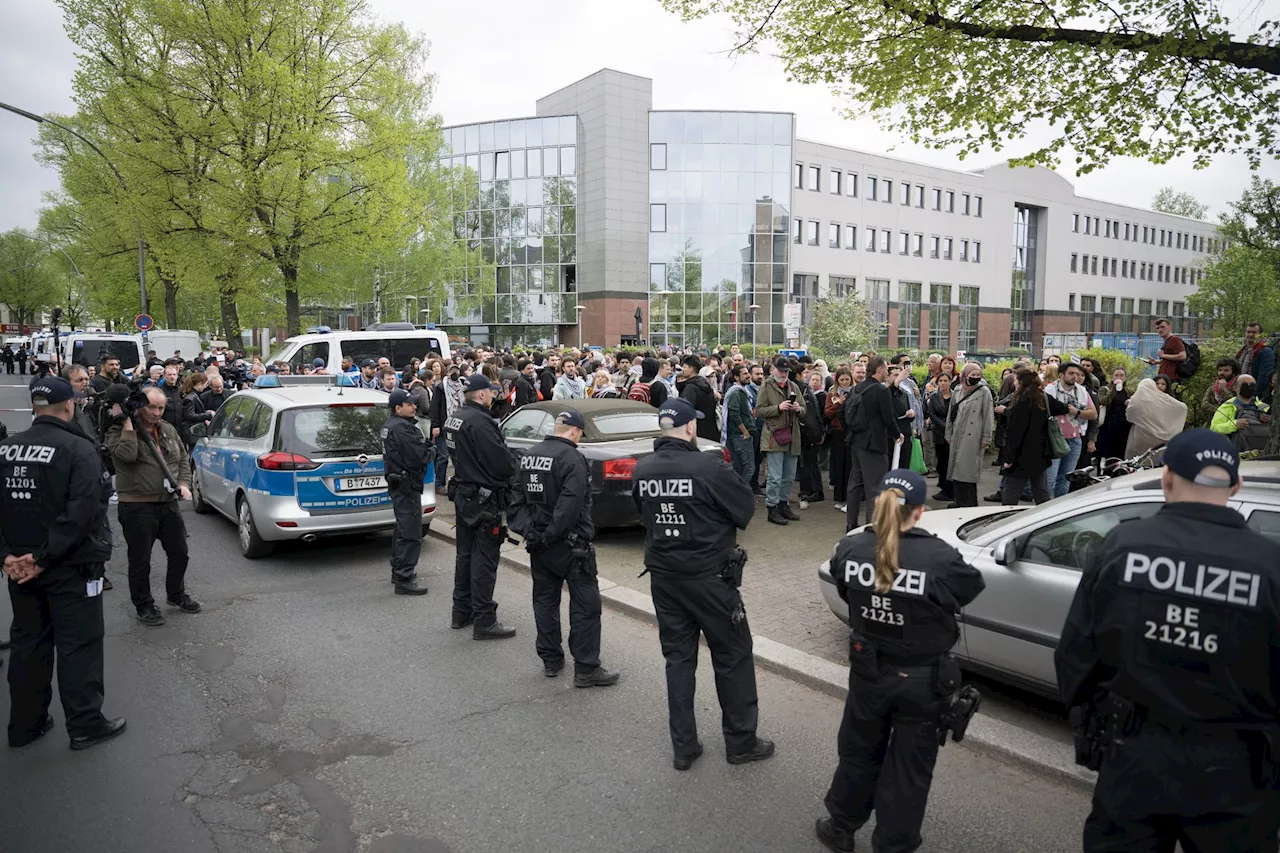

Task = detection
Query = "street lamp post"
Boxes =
[748,303,760,356]
[658,291,670,349]
[0,101,148,316]
[575,304,586,350]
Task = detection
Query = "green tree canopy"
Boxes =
[1152,187,1210,220]
[0,230,59,328]
[802,293,881,360]
[660,0,1280,172]
[1188,245,1280,339]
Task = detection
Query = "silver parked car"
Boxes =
[818,462,1280,695]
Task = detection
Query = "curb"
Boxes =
[426,520,1095,792]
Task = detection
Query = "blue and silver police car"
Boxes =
[188,375,436,558]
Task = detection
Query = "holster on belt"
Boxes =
[567,534,597,579]
[718,545,748,588]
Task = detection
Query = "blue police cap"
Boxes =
[880,469,927,505]
[554,409,586,429]
[30,376,76,405]
[464,374,494,392]
[1163,428,1239,487]
[657,398,702,428]
[388,388,412,407]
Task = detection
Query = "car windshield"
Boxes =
[277,404,386,459]
[956,511,1022,541]
[72,339,140,370]
[590,412,661,437]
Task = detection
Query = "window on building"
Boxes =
[883,180,893,203]
[865,226,876,251]
[1111,258,1118,276]
[898,281,922,348]
[902,185,911,206]
[1157,265,1163,282]
[650,143,667,170]
[1121,259,1128,277]
[829,222,841,248]
[1084,216,1092,235]
[1067,293,1076,312]
[1101,256,1109,277]
[958,286,979,350]
[1172,301,1186,334]
[847,172,858,198]
[1156,300,1169,318]
[866,279,890,347]
[1120,297,1134,329]
[831,276,855,298]
[793,162,803,189]
[1142,225,1149,243]
[912,233,924,256]
[1091,256,1098,275]
[1101,297,1116,332]
[962,194,971,215]
[932,188,942,210]
[899,231,910,254]
[844,224,856,250]
[1072,213,1080,232]
[945,190,955,212]
[960,239,969,261]
[808,164,821,191]
[807,220,820,246]
[867,176,878,201]
[943,237,953,259]
[929,283,951,350]
[792,218,802,245]
[930,235,940,258]
[915,184,925,207]
[975,196,983,218]
[650,263,666,291]
[1081,295,1097,334]
[830,170,842,195]
[1138,299,1152,330]
[650,204,666,232]
[973,241,982,263]
[879,229,891,253]
[1071,253,1079,273]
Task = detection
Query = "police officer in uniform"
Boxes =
[1056,429,1280,853]
[816,469,985,853]
[508,409,620,686]
[444,374,517,639]
[631,398,771,770]
[382,387,431,596]
[2,377,127,750]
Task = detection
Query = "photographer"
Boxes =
[105,387,197,627]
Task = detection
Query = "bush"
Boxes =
[1071,347,1151,391]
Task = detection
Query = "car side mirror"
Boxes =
[190,423,207,439]
[993,538,1012,566]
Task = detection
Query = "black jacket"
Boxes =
[847,378,900,455]
[159,382,182,431]
[677,375,720,442]
[925,391,953,439]
[1056,502,1280,727]
[631,436,755,578]
[830,527,985,665]
[508,434,593,544]
[443,400,515,489]
[1000,394,1069,478]
[888,385,914,440]
[200,387,234,413]
[179,391,212,447]
[90,372,127,396]
[0,416,112,569]
[538,367,557,403]
[381,413,431,493]
[514,373,539,408]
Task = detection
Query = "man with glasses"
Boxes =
[106,387,197,627]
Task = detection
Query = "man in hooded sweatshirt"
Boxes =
[628,357,670,408]
[677,356,720,442]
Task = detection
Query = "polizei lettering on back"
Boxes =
[0,445,56,464]
[520,455,554,472]
[841,561,928,596]
[1122,552,1261,609]
[637,478,694,498]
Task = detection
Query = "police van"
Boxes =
[187,375,436,558]
[264,324,451,374]
[65,332,146,377]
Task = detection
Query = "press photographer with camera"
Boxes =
[105,387,198,627]
[816,469,985,853]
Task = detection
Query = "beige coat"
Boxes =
[946,380,994,484]
[756,376,806,455]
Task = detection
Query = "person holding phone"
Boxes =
[757,357,807,526]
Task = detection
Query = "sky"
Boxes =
[2,0,1275,233]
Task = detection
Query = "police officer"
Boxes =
[382,387,431,596]
[816,469,985,853]
[631,397,770,770]
[508,409,619,687]
[443,373,517,639]
[2,377,127,750]
[1056,429,1280,853]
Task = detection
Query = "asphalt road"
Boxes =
[0,481,1092,852]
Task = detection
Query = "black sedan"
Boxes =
[499,398,729,528]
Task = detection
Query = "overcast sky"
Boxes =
[2,0,1275,233]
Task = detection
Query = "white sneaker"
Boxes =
[799,498,809,510]
[836,503,847,512]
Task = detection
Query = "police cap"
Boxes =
[464,374,494,392]
[1163,428,1239,487]
[554,409,586,429]
[880,469,927,505]
[388,388,412,407]
[30,376,76,405]
[657,398,702,428]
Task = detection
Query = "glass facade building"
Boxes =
[439,116,579,348]
[647,111,794,347]
[1010,204,1039,349]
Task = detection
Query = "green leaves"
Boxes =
[802,293,881,360]
[1152,187,1210,219]
[660,0,1279,172]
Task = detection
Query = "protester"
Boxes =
[1236,322,1275,404]
[1124,377,1187,456]
[1095,368,1132,460]
[1201,358,1241,422]
[757,358,805,526]
[823,367,854,512]
[944,362,993,508]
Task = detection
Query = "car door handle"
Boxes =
[230,454,239,461]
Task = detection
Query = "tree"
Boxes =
[1220,177,1280,272]
[802,293,881,360]
[0,230,58,328]
[661,0,1280,172]
[1187,245,1280,339]
[1152,187,1210,220]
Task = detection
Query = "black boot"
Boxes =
[574,666,620,688]
[69,717,127,751]
[767,505,789,525]
[779,501,800,521]
[815,817,857,852]
[726,736,776,765]
[473,621,517,640]
[394,579,428,596]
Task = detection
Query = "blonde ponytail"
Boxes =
[871,488,914,593]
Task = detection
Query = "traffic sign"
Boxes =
[135,314,154,332]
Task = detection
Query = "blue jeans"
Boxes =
[728,433,756,486]
[765,451,798,507]
[433,432,450,487]
[1046,436,1082,498]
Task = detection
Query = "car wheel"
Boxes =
[237,496,273,559]
[191,470,212,515]
[421,520,432,538]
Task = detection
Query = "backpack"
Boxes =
[1176,341,1201,379]
[800,390,825,446]
[842,386,868,435]
[628,382,651,404]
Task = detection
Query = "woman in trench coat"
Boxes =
[945,362,994,507]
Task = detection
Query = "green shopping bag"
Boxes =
[909,437,928,474]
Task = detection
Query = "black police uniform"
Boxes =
[823,526,985,853]
[381,411,431,588]
[508,433,603,675]
[631,435,759,760]
[443,400,515,631]
[1056,501,1280,853]
[1,416,116,746]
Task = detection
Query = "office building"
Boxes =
[439,69,1220,351]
